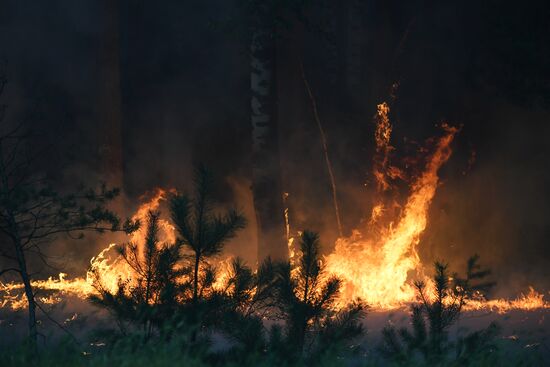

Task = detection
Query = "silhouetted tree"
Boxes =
[90,211,187,338]
[381,255,499,365]
[92,166,248,344]
[273,231,365,359]
[207,232,364,364]
[210,257,279,354]
[0,73,138,350]
[169,164,247,304]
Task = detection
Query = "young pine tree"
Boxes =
[381,255,499,366]
[273,231,365,360]
[169,164,246,305]
[90,211,186,338]
[210,257,279,355]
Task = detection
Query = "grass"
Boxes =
[0,334,546,367]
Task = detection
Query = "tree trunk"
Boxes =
[0,153,38,349]
[193,253,200,302]
[98,0,124,190]
[250,24,287,262]
[21,265,38,349]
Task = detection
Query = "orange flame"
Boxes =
[372,102,394,192]
[88,188,177,294]
[464,287,550,314]
[1,189,177,310]
[0,188,240,311]
[326,138,457,306]
[326,103,460,308]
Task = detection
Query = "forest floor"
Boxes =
[1,297,548,365]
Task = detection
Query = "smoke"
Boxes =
[1,0,549,297]
[422,103,550,298]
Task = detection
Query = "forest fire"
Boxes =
[324,103,549,312]
[2,2,549,365]
[325,103,459,308]
[1,105,548,316]
[0,188,240,312]
[1,189,176,311]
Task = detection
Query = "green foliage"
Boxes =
[170,164,246,303]
[90,165,251,349]
[89,226,366,364]
[272,231,366,360]
[0,94,137,347]
[380,255,500,366]
[90,211,187,337]
[208,257,279,355]
[1,328,543,367]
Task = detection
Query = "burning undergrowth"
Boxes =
[1,104,548,316]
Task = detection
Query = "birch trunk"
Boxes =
[98,0,123,190]
[250,26,287,262]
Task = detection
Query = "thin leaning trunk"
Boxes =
[8,206,42,351]
[0,155,38,349]
[301,66,343,237]
[17,248,37,348]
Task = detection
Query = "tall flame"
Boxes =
[326,103,459,308]
[372,102,394,192]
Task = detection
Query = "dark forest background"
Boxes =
[1,0,549,298]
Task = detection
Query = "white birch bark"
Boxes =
[250,26,287,262]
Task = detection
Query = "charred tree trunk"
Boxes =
[98,0,123,190]
[250,18,287,262]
